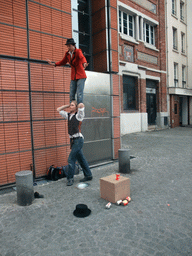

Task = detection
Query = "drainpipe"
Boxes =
[26,0,36,178]
[165,0,170,127]
[106,0,115,159]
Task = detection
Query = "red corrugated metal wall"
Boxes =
[0,0,72,185]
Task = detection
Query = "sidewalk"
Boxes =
[0,127,191,256]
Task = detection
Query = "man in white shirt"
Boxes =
[57,101,92,186]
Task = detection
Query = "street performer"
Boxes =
[48,38,88,104]
[57,100,92,186]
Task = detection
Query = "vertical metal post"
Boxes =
[106,0,114,159]
[118,149,130,173]
[15,170,34,206]
[25,0,36,178]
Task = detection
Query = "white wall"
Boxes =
[120,113,147,135]
[166,0,188,89]
[190,98,192,125]
[187,0,192,89]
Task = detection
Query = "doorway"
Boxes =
[146,79,157,125]
[147,93,156,125]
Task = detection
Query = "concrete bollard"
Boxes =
[15,170,34,206]
[118,149,130,173]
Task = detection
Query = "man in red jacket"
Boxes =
[48,38,88,104]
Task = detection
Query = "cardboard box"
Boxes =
[100,174,130,203]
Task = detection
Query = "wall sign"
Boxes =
[124,45,134,62]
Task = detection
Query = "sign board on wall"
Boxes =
[124,45,134,62]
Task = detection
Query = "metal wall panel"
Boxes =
[83,140,112,165]
[84,71,110,95]
[82,71,112,163]
[82,118,111,141]
[83,94,111,117]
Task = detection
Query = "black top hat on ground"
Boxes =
[65,38,76,45]
[73,204,91,218]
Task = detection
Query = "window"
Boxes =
[72,0,92,70]
[174,104,178,114]
[119,11,135,38]
[174,63,178,87]
[180,2,184,21]
[181,33,185,53]
[144,23,155,45]
[123,75,137,110]
[172,0,176,15]
[173,27,178,50]
[119,10,122,33]
[182,66,186,87]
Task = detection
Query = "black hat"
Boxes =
[73,204,91,218]
[65,38,76,45]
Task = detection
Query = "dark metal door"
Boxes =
[147,93,156,125]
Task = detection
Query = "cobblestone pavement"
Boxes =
[0,127,191,256]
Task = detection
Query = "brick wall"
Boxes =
[0,0,72,185]
[0,0,121,185]
[118,0,167,117]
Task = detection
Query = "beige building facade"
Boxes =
[166,0,192,127]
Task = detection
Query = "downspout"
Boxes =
[106,0,115,159]
[165,0,170,127]
[26,0,36,178]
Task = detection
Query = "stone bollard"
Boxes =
[15,170,34,206]
[118,149,131,173]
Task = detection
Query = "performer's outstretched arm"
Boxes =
[47,59,55,66]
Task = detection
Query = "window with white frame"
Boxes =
[119,10,135,38]
[174,63,178,87]
[172,0,176,15]
[180,1,184,21]
[182,65,186,87]
[173,27,178,50]
[181,32,185,54]
[143,22,155,45]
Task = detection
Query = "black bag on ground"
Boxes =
[47,165,66,181]
[47,163,82,181]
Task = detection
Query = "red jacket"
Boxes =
[55,48,87,80]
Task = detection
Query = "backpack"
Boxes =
[47,163,82,181]
[47,165,65,181]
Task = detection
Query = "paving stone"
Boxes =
[0,127,192,256]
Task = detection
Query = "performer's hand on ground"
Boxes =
[83,63,89,69]
[47,58,55,66]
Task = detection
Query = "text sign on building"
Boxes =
[146,88,156,94]
[124,45,134,62]
[137,51,158,65]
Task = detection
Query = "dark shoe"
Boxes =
[34,192,44,198]
[67,179,74,186]
[80,176,93,182]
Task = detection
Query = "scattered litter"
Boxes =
[76,183,89,190]
[116,200,122,205]
[167,204,170,206]
[125,196,131,202]
[121,200,128,206]
[106,202,111,209]
[116,197,132,206]
[34,192,44,198]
